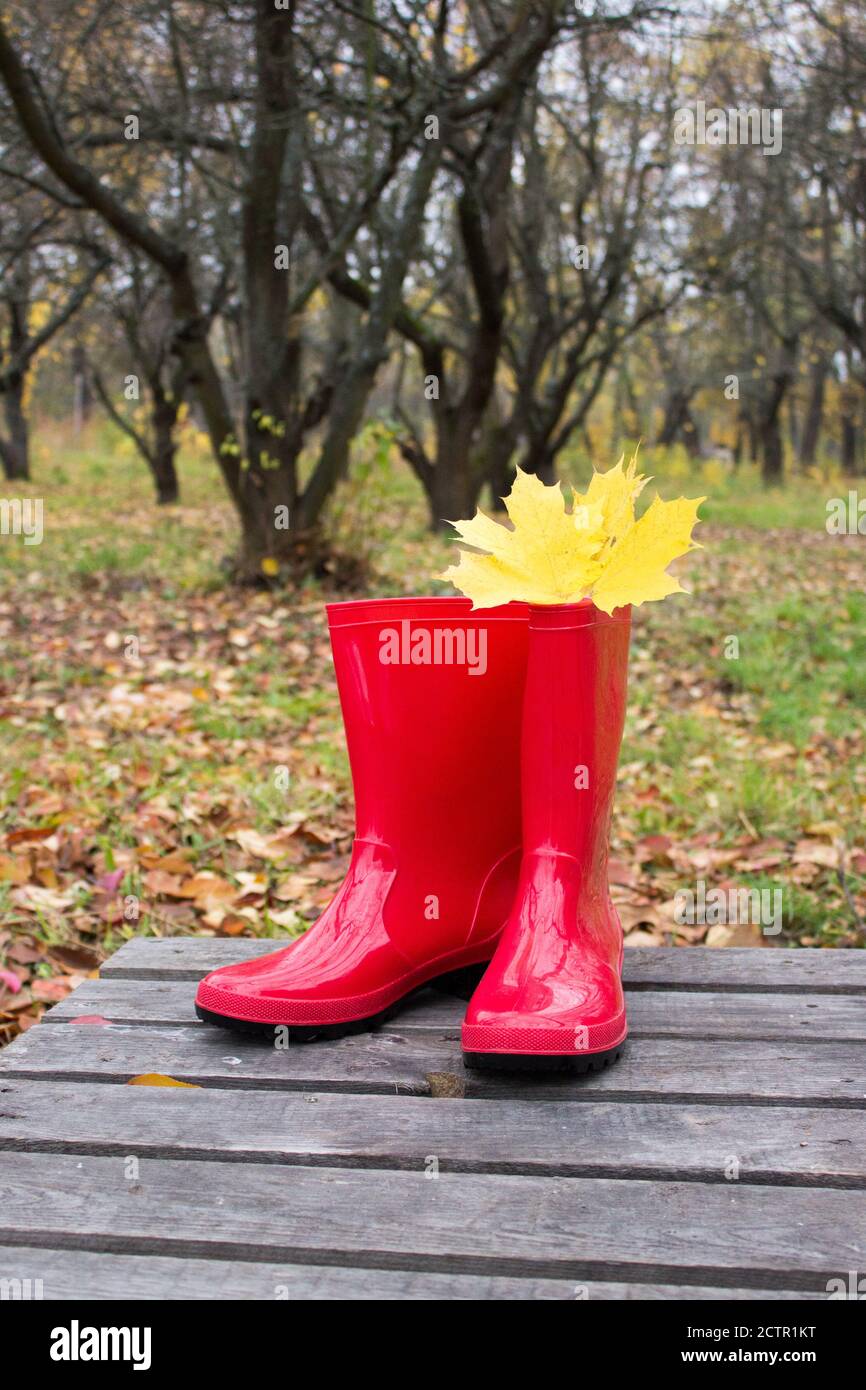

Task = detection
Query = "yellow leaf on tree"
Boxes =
[261,556,280,577]
[441,457,703,611]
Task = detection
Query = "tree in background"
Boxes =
[489,23,678,491]
[0,183,104,479]
[87,255,195,505]
[387,7,676,524]
[0,0,570,572]
[1,0,864,534]
[781,2,866,387]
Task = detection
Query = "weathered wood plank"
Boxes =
[626,947,866,993]
[0,1079,861,1186]
[101,938,866,992]
[0,1153,860,1290]
[45,976,866,1042]
[3,1020,864,1106]
[47,977,465,1028]
[99,937,279,978]
[0,1246,822,1301]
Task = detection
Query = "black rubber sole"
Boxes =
[462,1041,625,1074]
[194,960,488,1042]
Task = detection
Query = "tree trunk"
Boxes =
[786,393,799,453]
[149,397,180,504]
[759,340,797,484]
[296,356,378,527]
[520,436,557,484]
[657,387,698,452]
[228,0,306,578]
[169,269,239,498]
[0,373,30,480]
[486,422,516,511]
[429,441,484,530]
[72,342,92,436]
[840,377,861,475]
[798,356,827,468]
[760,413,784,483]
[841,414,858,474]
[681,407,702,459]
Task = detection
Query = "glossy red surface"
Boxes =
[462,601,631,1059]
[196,597,529,1027]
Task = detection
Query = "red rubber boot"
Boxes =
[462,600,631,1071]
[196,597,529,1038]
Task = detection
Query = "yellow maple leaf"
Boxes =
[590,494,705,614]
[442,468,606,607]
[574,451,648,543]
[127,1073,200,1088]
[442,459,703,611]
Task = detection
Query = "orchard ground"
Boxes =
[1,420,864,1039]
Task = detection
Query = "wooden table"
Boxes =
[1,942,864,1300]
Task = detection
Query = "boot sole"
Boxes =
[462,1041,625,1074]
[194,961,487,1042]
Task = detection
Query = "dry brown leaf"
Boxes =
[0,853,30,884]
[229,827,296,861]
[143,868,187,897]
[11,884,76,913]
[31,976,77,1003]
[217,914,251,936]
[177,873,238,904]
[6,827,57,846]
[793,840,840,869]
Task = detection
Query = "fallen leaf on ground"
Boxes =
[128,1073,200,1088]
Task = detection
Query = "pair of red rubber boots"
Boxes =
[196,596,631,1071]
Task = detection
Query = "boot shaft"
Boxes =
[328,597,528,842]
[461,601,632,1064]
[326,597,530,961]
[521,602,631,871]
